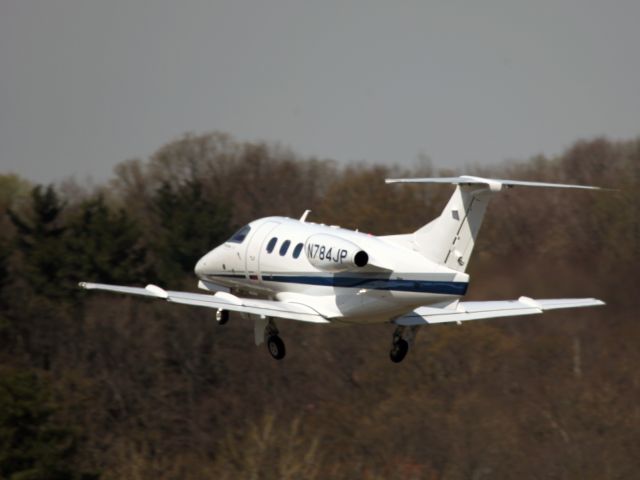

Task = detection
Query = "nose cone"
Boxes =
[195,247,224,277]
[194,254,208,277]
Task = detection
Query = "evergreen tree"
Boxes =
[7,185,68,299]
[151,180,231,283]
[65,196,148,285]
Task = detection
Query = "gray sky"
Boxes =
[1,0,639,184]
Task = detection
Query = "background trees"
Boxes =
[0,132,638,479]
[0,368,97,480]
[150,180,230,284]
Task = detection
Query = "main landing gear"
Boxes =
[390,338,409,363]
[254,317,286,360]
[222,310,418,363]
[389,325,419,363]
[266,335,286,360]
[217,310,286,360]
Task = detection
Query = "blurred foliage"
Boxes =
[0,368,97,480]
[0,133,639,479]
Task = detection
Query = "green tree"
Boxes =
[151,180,231,283]
[7,185,68,299]
[65,195,148,286]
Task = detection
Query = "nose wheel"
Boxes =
[267,335,286,360]
[215,309,229,325]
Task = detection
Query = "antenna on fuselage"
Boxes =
[299,210,311,222]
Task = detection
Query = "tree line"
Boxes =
[0,132,638,479]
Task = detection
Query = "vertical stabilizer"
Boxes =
[413,185,491,271]
[385,175,601,273]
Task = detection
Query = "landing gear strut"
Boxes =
[389,325,419,363]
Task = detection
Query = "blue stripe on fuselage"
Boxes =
[210,273,468,296]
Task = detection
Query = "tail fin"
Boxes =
[386,175,601,272]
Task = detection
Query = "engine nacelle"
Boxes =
[305,234,369,272]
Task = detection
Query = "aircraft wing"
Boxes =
[394,296,604,326]
[79,282,329,324]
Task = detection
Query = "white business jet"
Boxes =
[80,176,604,362]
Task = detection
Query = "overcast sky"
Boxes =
[1,0,639,184]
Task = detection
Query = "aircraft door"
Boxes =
[245,221,279,279]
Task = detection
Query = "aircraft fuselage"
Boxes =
[195,217,469,323]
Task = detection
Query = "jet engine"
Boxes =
[305,234,369,272]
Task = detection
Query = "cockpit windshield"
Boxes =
[227,225,251,244]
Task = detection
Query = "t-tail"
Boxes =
[385,175,601,272]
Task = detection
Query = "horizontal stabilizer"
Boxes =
[394,296,604,326]
[385,175,602,191]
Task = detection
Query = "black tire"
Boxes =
[216,309,229,325]
[389,339,409,363]
[267,335,286,360]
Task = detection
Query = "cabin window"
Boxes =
[279,240,291,256]
[292,242,303,259]
[266,237,278,253]
[228,225,251,244]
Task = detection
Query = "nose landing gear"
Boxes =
[215,309,229,325]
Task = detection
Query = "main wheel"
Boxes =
[390,339,409,363]
[215,309,229,325]
[267,335,286,360]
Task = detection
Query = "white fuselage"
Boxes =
[195,217,469,324]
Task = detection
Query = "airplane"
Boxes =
[80,175,605,363]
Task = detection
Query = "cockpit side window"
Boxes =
[279,240,291,256]
[266,237,278,253]
[228,225,251,244]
